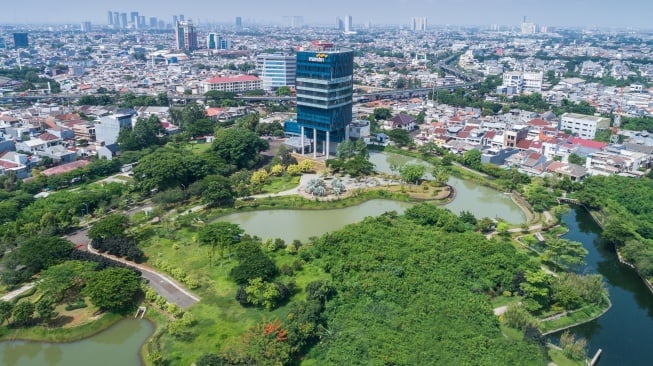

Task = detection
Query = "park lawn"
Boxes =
[139,223,330,364]
[499,324,524,341]
[491,295,523,308]
[538,302,609,334]
[548,348,585,366]
[258,175,301,194]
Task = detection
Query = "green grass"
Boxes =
[491,295,522,308]
[499,324,524,341]
[258,175,301,194]
[0,312,123,343]
[548,348,585,366]
[539,301,610,334]
[139,223,329,365]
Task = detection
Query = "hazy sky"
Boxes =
[1,0,652,28]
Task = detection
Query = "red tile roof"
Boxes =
[527,118,550,127]
[41,160,89,176]
[0,160,20,169]
[205,75,259,84]
[38,132,60,141]
[569,137,607,150]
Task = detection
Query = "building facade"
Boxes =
[256,53,296,91]
[560,113,610,140]
[201,75,261,93]
[175,21,198,51]
[411,17,427,32]
[13,33,28,48]
[296,47,354,156]
[95,113,133,145]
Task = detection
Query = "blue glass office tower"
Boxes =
[296,48,353,156]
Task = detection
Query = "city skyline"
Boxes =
[0,0,652,29]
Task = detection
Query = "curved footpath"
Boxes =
[65,227,199,309]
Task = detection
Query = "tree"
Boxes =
[36,298,57,322]
[196,353,234,366]
[212,128,269,170]
[88,214,129,240]
[387,128,412,147]
[462,149,482,170]
[198,222,244,263]
[84,268,141,312]
[400,164,426,185]
[433,166,450,187]
[12,301,34,326]
[230,241,279,285]
[541,238,588,271]
[0,301,13,325]
[202,175,235,207]
[372,108,392,120]
[568,153,586,166]
[250,169,269,186]
[11,236,75,276]
[38,260,98,303]
[276,86,292,96]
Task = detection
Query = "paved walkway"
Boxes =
[1,283,35,301]
[65,227,200,309]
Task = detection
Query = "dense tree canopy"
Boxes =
[84,267,141,312]
[212,128,269,170]
[301,206,547,365]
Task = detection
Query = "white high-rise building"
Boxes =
[256,53,296,91]
[411,17,427,32]
[344,15,353,33]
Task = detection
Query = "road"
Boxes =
[64,206,200,309]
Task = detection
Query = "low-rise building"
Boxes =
[200,75,262,93]
[560,113,610,140]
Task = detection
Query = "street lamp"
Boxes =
[82,202,89,216]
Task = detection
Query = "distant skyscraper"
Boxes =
[107,11,114,25]
[13,33,28,48]
[130,12,139,26]
[207,33,218,49]
[235,17,242,29]
[296,46,354,155]
[81,22,92,32]
[179,14,185,22]
[139,16,146,29]
[158,20,165,29]
[344,15,353,32]
[149,17,158,28]
[120,13,128,29]
[411,17,427,32]
[113,12,120,27]
[291,16,303,29]
[336,17,344,30]
[175,20,198,51]
[172,15,178,26]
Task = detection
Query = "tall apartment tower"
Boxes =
[344,15,353,32]
[336,17,344,30]
[113,12,120,27]
[411,17,427,31]
[235,17,243,30]
[296,46,354,156]
[120,13,128,29]
[107,11,114,25]
[175,20,198,51]
[81,22,92,32]
[130,12,139,26]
